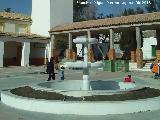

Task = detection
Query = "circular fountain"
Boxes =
[66,37,103,90]
[1,37,160,115]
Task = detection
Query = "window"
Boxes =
[15,24,29,33]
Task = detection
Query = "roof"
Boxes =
[50,12,160,33]
[0,32,50,40]
[0,12,31,22]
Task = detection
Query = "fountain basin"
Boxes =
[32,80,137,91]
[30,80,139,97]
[1,89,160,115]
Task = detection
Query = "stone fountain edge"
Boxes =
[1,90,160,115]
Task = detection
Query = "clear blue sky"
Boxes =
[0,0,147,16]
[0,0,32,15]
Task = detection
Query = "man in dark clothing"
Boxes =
[47,57,55,81]
[46,58,49,74]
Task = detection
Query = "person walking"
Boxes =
[47,57,55,81]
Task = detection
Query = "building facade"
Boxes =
[50,12,160,68]
[0,12,49,67]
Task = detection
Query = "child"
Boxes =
[124,75,134,83]
[151,59,160,79]
[60,66,65,80]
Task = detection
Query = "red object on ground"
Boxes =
[124,77,132,82]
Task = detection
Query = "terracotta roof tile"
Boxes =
[50,12,160,32]
[0,32,50,40]
[0,12,31,22]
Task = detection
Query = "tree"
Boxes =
[119,32,131,51]
[97,13,104,19]
[155,0,160,11]
[4,8,12,12]
[82,4,96,20]
[122,8,135,16]
[127,8,135,15]
[135,7,144,14]
[146,0,157,13]
[54,35,68,56]
[73,0,88,22]
[106,14,114,18]
[122,9,128,16]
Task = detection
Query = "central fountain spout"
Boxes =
[66,36,102,90]
[82,41,90,90]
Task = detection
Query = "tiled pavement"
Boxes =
[0,66,160,120]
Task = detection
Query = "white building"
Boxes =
[31,0,73,60]
[31,0,73,36]
[0,12,49,67]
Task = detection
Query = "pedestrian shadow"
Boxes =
[27,72,39,74]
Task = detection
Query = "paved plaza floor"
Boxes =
[0,66,160,120]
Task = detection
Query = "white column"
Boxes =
[87,30,91,48]
[51,35,55,50]
[44,44,47,59]
[0,41,4,67]
[45,42,50,60]
[136,27,142,49]
[69,33,72,49]
[110,29,114,48]
[83,43,90,90]
[48,35,55,61]
[21,42,30,67]
[48,41,52,61]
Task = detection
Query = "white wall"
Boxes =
[31,0,73,36]
[142,37,157,60]
[31,0,50,36]
[50,0,73,28]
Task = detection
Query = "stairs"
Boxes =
[143,62,151,69]
[141,62,152,71]
[129,62,151,71]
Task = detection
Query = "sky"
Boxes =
[0,0,150,16]
[0,0,32,15]
[88,0,148,16]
